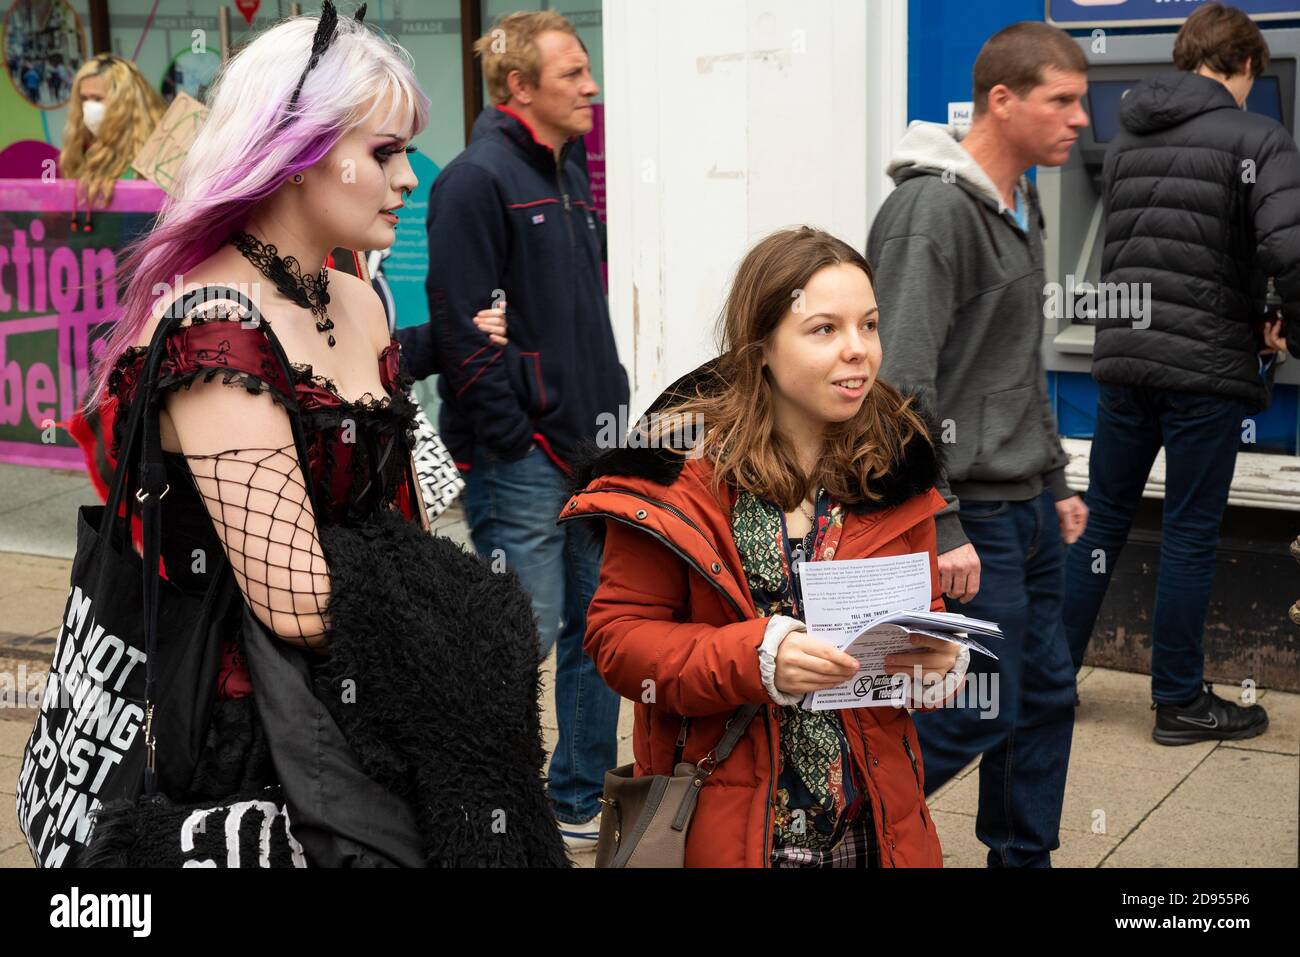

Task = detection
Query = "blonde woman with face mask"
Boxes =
[58,54,165,227]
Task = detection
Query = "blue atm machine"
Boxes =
[1033,11,1300,691]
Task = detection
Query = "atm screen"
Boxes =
[1248,76,1283,123]
[1089,75,1287,143]
[1088,80,1134,143]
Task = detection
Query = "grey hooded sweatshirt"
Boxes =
[867,121,1071,555]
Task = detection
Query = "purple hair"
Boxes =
[85,11,429,409]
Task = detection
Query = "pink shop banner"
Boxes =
[0,179,164,469]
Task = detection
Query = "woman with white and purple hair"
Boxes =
[74,3,569,868]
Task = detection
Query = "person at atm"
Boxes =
[1063,3,1299,745]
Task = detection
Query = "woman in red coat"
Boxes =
[560,227,970,867]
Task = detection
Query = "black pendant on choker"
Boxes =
[233,231,335,347]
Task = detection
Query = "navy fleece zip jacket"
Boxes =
[400,105,628,471]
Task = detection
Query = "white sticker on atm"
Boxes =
[948,101,974,133]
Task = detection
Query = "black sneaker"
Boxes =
[1152,683,1269,746]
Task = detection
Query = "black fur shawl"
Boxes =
[570,359,945,516]
[314,512,570,867]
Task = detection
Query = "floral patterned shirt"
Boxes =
[731,488,867,852]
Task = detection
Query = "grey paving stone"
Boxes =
[0,586,66,642]
[0,756,18,796]
[0,479,99,560]
[1071,697,1219,773]
[1058,757,1187,838]
[1162,748,1298,823]
[0,715,32,758]
[0,843,34,868]
[1228,687,1300,756]
[1103,803,1298,868]
[0,556,73,599]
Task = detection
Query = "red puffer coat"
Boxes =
[559,368,950,868]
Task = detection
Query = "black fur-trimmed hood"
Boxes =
[570,360,945,516]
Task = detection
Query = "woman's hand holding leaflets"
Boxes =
[774,632,859,695]
[885,633,961,682]
[887,633,966,709]
[773,629,965,703]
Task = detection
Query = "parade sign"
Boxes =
[0,179,163,469]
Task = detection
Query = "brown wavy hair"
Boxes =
[651,226,931,512]
[59,54,165,209]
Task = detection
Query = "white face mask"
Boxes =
[81,100,106,137]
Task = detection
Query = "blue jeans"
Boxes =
[1063,384,1246,704]
[914,489,1077,867]
[462,445,621,824]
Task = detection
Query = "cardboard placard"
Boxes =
[132,92,209,195]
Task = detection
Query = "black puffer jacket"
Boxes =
[1095,71,1300,411]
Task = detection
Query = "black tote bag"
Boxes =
[18,283,429,867]
[14,287,255,867]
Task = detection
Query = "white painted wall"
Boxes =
[601,0,909,416]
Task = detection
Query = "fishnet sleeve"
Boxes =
[154,299,331,650]
[184,445,330,649]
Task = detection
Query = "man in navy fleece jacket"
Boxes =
[399,12,628,853]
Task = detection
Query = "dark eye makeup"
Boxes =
[375,144,418,164]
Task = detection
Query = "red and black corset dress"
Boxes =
[104,309,419,701]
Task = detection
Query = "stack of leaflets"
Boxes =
[842,610,1002,662]
[804,610,1003,711]
[797,552,1003,710]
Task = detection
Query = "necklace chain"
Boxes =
[797,489,820,530]
[232,231,336,347]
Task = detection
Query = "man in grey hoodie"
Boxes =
[867,22,1090,867]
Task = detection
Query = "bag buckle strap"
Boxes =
[144,703,156,771]
[135,484,170,503]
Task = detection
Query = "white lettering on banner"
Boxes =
[16,586,149,865]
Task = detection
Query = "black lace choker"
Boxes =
[232,231,335,347]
